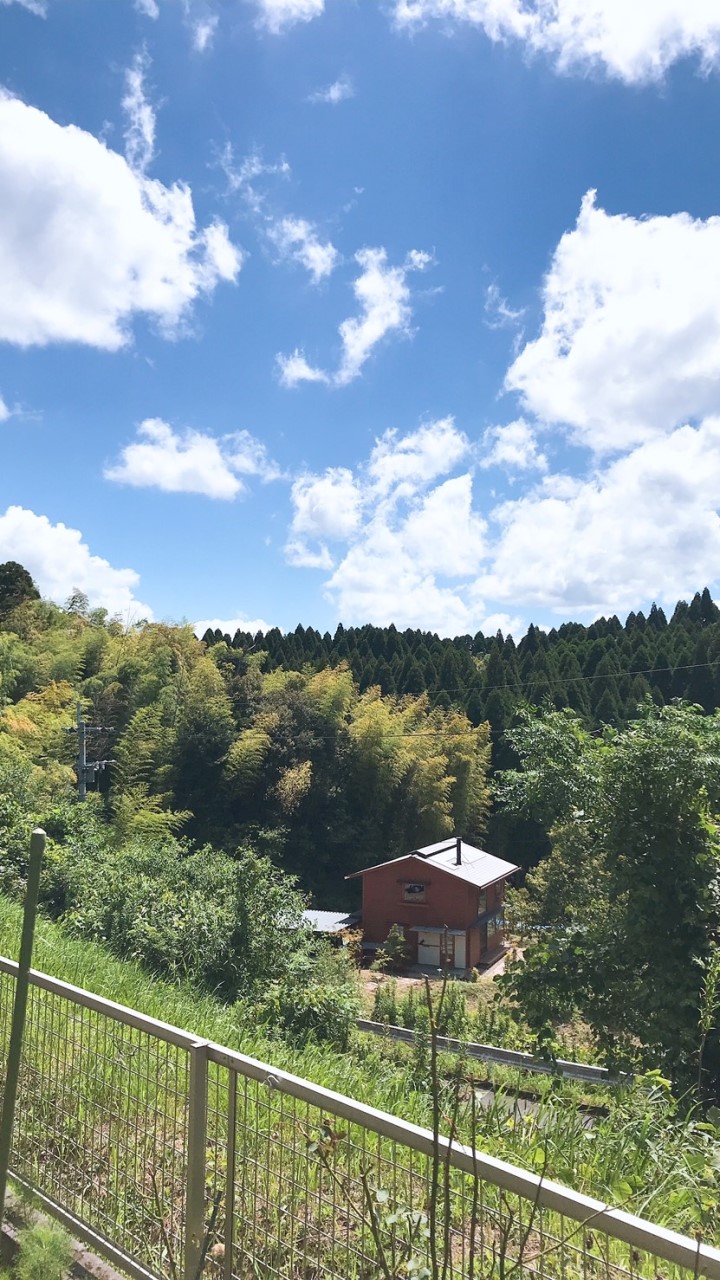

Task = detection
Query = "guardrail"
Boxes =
[357,1018,627,1083]
[0,956,717,1280]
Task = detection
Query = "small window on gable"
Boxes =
[403,882,426,904]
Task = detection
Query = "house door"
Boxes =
[417,932,441,966]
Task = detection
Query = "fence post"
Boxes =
[0,827,46,1226]
[184,1038,209,1280]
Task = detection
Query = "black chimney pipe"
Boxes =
[455,836,462,865]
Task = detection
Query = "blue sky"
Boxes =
[3,0,720,638]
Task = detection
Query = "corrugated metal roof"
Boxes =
[345,838,519,889]
[301,909,360,933]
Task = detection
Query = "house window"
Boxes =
[402,882,427,904]
[478,889,487,914]
[487,911,504,943]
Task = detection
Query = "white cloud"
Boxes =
[337,247,432,385]
[254,0,325,34]
[0,396,10,422]
[326,479,486,632]
[267,216,339,283]
[368,416,469,497]
[0,0,46,13]
[195,615,273,637]
[284,418,488,632]
[0,91,241,349]
[193,15,219,50]
[506,191,720,452]
[122,50,156,175]
[219,144,290,214]
[480,417,720,617]
[276,350,329,387]
[134,0,159,16]
[393,0,720,84]
[278,246,433,388]
[104,419,280,499]
[0,506,153,618]
[481,419,547,471]
[484,282,524,330]
[286,467,363,566]
[308,75,354,104]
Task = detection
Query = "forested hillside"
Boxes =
[0,562,490,900]
[204,586,720,735]
[2,560,720,1088]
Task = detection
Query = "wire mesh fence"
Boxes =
[0,955,719,1280]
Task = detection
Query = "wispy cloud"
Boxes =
[0,0,46,14]
[254,0,325,34]
[134,0,159,16]
[219,144,291,214]
[267,216,339,283]
[484,282,524,330]
[192,14,219,51]
[122,49,156,175]
[308,75,354,104]
[278,247,434,388]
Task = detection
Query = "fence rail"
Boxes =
[357,1018,627,1083]
[0,954,718,1280]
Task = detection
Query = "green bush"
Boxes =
[15,1221,73,1280]
[257,942,362,1050]
[372,977,399,1025]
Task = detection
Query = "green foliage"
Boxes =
[0,563,39,619]
[373,924,412,973]
[499,702,720,1086]
[14,1221,73,1280]
[257,941,362,1049]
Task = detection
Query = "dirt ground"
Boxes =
[359,945,519,1010]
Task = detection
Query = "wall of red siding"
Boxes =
[361,856,482,952]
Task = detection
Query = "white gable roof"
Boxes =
[347,838,519,889]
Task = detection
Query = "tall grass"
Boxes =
[0,896,718,1245]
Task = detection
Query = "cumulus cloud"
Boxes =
[506,191,720,452]
[0,506,153,617]
[308,75,354,104]
[254,0,325,33]
[195,614,273,637]
[481,419,547,471]
[122,50,156,175]
[276,350,329,388]
[278,246,433,388]
[104,419,280,499]
[267,216,339,283]
[480,417,720,618]
[392,0,720,84]
[0,92,242,350]
[284,418,489,632]
[286,467,363,567]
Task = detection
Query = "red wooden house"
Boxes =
[347,836,519,971]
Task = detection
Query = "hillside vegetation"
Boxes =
[0,561,719,1095]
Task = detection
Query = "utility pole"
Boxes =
[67,702,114,800]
